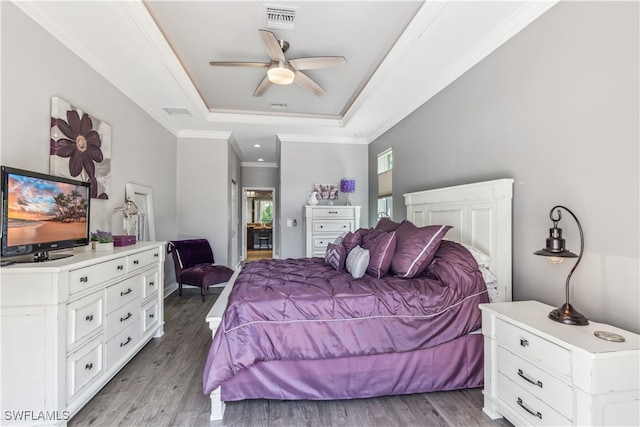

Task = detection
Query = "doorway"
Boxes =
[242,187,275,261]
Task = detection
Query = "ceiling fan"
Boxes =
[209,29,346,97]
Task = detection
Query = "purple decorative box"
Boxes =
[113,235,137,247]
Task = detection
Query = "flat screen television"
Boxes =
[1,166,91,262]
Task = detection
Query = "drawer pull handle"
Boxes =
[120,312,132,322]
[80,276,88,283]
[117,265,124,270]
[133,260,140,265]
[120,288,133,296]
[154,253,159,258]
[517,369,543,388]
[85,314,94,322]
[520,338,529,347]
[149,313,155,318]
[319,225,324,228]
[120,336,132,347]
[85,362,93,370]
[149,281,155,287]
[517,397,542,419]
[329,211,338,214]
[342,225,347,228]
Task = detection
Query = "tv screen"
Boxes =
[1,166,91,262]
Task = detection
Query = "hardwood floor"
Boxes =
[246,249,272,261]
[70,288,512,427]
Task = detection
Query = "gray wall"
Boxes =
[281,141,369,259]
[1,2,178,284]
[369,1,639,333]
[176,136,230,266]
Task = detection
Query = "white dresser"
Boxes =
[303,205,361,257]
[0,242,165,426]
[481,300,640,426]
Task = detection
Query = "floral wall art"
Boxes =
[314,183,339,200]
[50,96,111,199]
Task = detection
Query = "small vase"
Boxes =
[93,241,114,252]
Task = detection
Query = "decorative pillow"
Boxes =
[325,243,346,271]
[333,232,348,245]
[361,229,397,278]
[391,222,452,278]
[345,245,370,279]
[342,228,368,256]
[375,218,404,232]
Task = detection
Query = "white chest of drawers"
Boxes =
[303,205,361,257]
[480,301,640,426]
[0,243,165,426]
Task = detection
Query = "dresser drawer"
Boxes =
[141,268,159,300]
[106,321,140,369]
[495,318,571,377]
[141,300,159,335]
[105,299,140,341]
[69,258,127,294]
[105,276,140,313]
[498,373,571,426]
[67,291,104,347]
[66,336,104,404]
[498,345,572,419]
[312,207,354,218]
[128,248,161,271]
[313,220,353,233]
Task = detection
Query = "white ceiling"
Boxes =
[14,1,557,165]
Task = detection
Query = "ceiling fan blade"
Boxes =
[289,57,347,71]
[259,29,286,62]
[209,61,270,68]
[253,75,273,97]
[294,71,326,97]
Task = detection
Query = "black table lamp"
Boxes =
[534,205,589,325]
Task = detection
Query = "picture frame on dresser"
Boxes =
[125,183,156,241]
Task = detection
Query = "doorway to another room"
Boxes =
[243,188,275,262]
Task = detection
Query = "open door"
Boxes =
[242,187,275,261]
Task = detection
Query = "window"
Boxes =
[377,149,393,218]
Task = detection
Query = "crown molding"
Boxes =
[277,134,368,145]
[177,130,232,140]
[241,162,279,168]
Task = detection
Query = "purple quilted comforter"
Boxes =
[203,240,489,394]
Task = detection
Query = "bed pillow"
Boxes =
[361,229,397,278]
[345,245,370,279]
[374,217,404,232]
[391,222,452,278]
[325,243,346,271]
[342,228,368,256]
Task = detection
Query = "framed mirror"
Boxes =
[125,183,156,241]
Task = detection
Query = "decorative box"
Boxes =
[113,235,137,247]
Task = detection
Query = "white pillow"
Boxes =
[345,245,370,279]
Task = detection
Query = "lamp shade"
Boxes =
[340,179,355,193]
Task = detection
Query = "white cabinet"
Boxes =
[481,300,640,426]
[0,243,165,426]
[303,205,361,257]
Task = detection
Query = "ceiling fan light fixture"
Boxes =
[267,63,295,85]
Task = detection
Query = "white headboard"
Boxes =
[404,179,514,302]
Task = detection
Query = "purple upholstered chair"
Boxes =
[167,239,234,302]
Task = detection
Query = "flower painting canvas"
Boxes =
[314,183,339,200]
[50,97,111,199]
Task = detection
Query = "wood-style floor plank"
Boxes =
[70,288,512,427]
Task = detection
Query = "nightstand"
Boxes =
[480,300,640,426]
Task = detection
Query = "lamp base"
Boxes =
[549,303,589,326]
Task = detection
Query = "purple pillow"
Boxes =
[375,218,404,232]
[391,222,452,278]
[325,243,346,271]
[361,229,397,278]
[342,228,368,256]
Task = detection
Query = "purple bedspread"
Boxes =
[203,240,489,395]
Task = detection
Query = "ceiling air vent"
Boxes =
[269,102,288,110]
[265,5,297,30]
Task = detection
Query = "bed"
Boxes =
[204,178,514,420]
